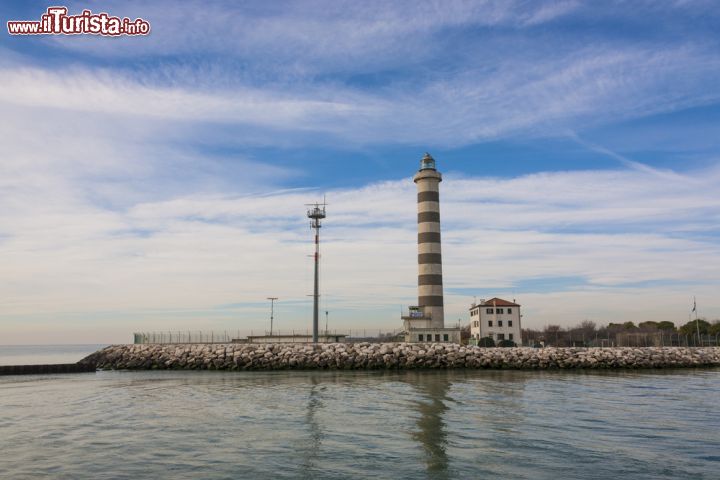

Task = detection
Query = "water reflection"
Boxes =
[3,369,719,479]
[407,372,452,479]
[300,375,323,480]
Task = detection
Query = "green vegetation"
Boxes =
[477,336,495,347]
[522,317,719,347]
[679,319,710,335]
[710,322,720,336]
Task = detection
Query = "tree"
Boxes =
[522,328,542,345]
[578,320,597,334]
[657,321,676,331]
[709,321,720,336]
[460,324,471,342]
[623,321,637,330]
[478,336,495,347]
[679,319,710,336]
[638,321,659,331]
[498,339,517,348]
[543,324,563,346]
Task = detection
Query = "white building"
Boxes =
[469,298,522,345]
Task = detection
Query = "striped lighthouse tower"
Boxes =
[414,152,444,328]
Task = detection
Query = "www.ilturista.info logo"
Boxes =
[7,6,150,36]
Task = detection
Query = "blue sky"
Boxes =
[1,1,719,343]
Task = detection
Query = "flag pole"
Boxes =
[694,296,700,346]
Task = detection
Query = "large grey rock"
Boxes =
[82,344,720,371]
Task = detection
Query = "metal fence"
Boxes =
[614,332,719,347]
[133,329,405,345]
[524,332,720,348]
[134,331,235,344]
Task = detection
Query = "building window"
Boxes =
[497,308,504,314]
[486,308,493,314]
[508,320,513,327]
[497,333,505,340]
[488,320,493,327]
[418,334,423,342]
[435,334,440,342]
[498,320,503,327]
[509,333,514,340]
[443,334,449,342]
[508,308,512,314]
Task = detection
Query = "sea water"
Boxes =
[0,344,106,366]
[0,358,718,479]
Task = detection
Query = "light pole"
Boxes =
[267,297,278,336]
[325,310,329,336]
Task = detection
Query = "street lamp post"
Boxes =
[267,297,278,336]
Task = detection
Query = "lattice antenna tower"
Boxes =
[306,196,327,343]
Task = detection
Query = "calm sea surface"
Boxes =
[0,344,106,366]
[1,349,718,479]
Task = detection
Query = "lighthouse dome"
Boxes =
[420,152,436,171]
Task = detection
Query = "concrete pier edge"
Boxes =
[0,363,97,376]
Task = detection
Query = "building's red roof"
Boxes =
[469,297,520,310]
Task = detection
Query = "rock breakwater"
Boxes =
[81,344,720,371]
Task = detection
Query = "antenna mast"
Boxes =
[306,199,327,343]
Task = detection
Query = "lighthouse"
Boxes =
[415,152,444,326]
[402,153,460,343]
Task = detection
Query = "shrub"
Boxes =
[477,336,495,347]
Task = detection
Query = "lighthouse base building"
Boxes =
[401,153,461,344]
[402,311,462,343]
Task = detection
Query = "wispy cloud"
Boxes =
[2,156,719,342]
[1,0,719,343]
[2,0,717,147]
[3,40,719,147]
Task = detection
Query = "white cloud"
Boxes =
[520,1,579,26]
[48,0,580,61]
[3,39,719,148]
[2,1,720,343]
[1,150,719,343]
